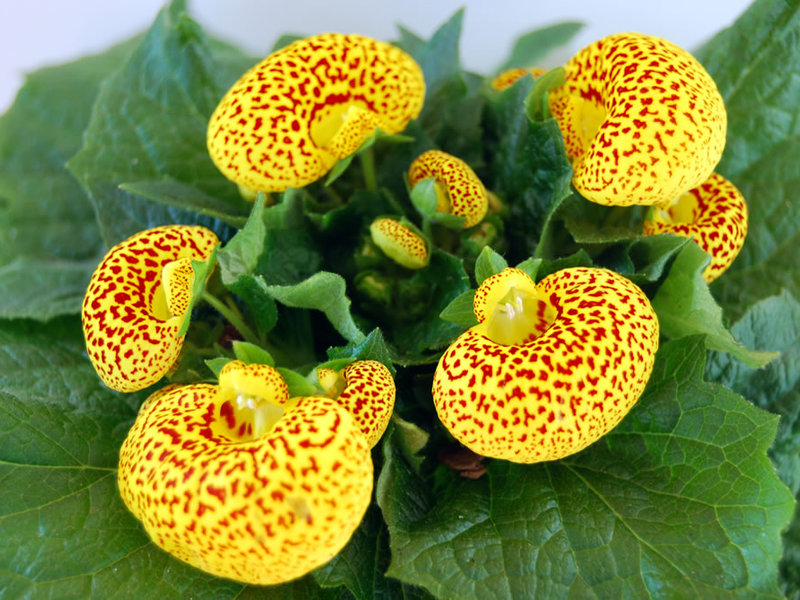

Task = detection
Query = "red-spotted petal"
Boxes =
[433,267,659,463]
[549,33,726,207]
[644,173,748,282]
[207,33,425,193]
[118,365,372,585]
[81,225,218,393]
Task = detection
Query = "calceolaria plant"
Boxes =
[3,1,800,598]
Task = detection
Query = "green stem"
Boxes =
[360,147,378,191]
[201,291,261,346]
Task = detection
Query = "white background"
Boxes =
[0,0,753,114]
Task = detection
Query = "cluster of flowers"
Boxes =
[81,29,746,585]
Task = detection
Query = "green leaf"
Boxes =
[485,78,573,261]
[523,67,565,122]
[396,9,463,93]
[409,177,467,229]
[119,178,250,227]
[0,39,136,319]
[205,356,232,377]
[514,257,542,280]
[378,337,794,598]
[274,367,317,397]
[439,290,478,329]
[177,246,217,337]
[474,246,508,283]
[67,2,254,245]
[232,340,275,366]
[497,22,584,72]
[327,328,396,374]
[696,0,800,318]
[703,290,800,596]
[652,243,778,368]
[266,272,365,344]
[391,416,430,475]
[217,193,266,286]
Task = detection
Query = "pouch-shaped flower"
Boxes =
[82,225,218,393]
[432,267,659,463]
[549,33,727,208]
[644,173,748,282]
[408,150,489,228]
[207,33,425,194]
[118,361,373,585]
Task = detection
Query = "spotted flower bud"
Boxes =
[81,225,218,393]
[433,267,659,463]
[118,361,373,585]
[644,173,748,282]
[408,150,488,228]
[549,33,727,207]
[369,217,429,269]
[490,66,547,91]
[317,360,395,448]
[207,33,425,194]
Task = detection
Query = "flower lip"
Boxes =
[207,33,425,194]
[317,359,396,448]
[369,217,429,269]
[81,225,218,393]
[432,267,659,463]
[548,32,727,207]
[118,363,373,585]
[644,173,748,282]
[408,150,489,228]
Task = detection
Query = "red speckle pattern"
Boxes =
[490,67,547,91]
[81,226,218,393]
[207,33,425,193]
[408,150,488,228]
[432,267,659,463]
[369,217,429,269]
[644,173,748,282]
[334,360,395,448]
[549,33,726,207]
[118,383,372,585]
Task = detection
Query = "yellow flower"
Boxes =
[207,33,425,194]
[408,150,489,228]
[317,360,396,448]
[490,66,547,91]
[644,173,748,282]
[548,33,727,207]
[81,225,218,393]
[369,217,429,269]
[118,361,373,585]
[432,267,659,463]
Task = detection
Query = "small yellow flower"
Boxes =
[81,225,218,393]
[548,33,727,207]
[317,360,396,448]
[432,267,659,463]
[118,361,373,585]
[408,150,489,228]
[490,66,547,91]
[207,33,425,194]
[369,217,429,269]
[644,173,748,282]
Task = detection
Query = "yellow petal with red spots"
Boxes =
[644,173,748,282]
[490,66,547,91]
[408,150,488,228]
[548,33,726,207]
[81,225,218,393]
[118,363,373,585]
[432,267,659,463]
[318,360,395,448]
[207,33,425,194]
[369,217,429,269]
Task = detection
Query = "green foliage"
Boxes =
[378,338,794,599]
[1,0,799,597]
